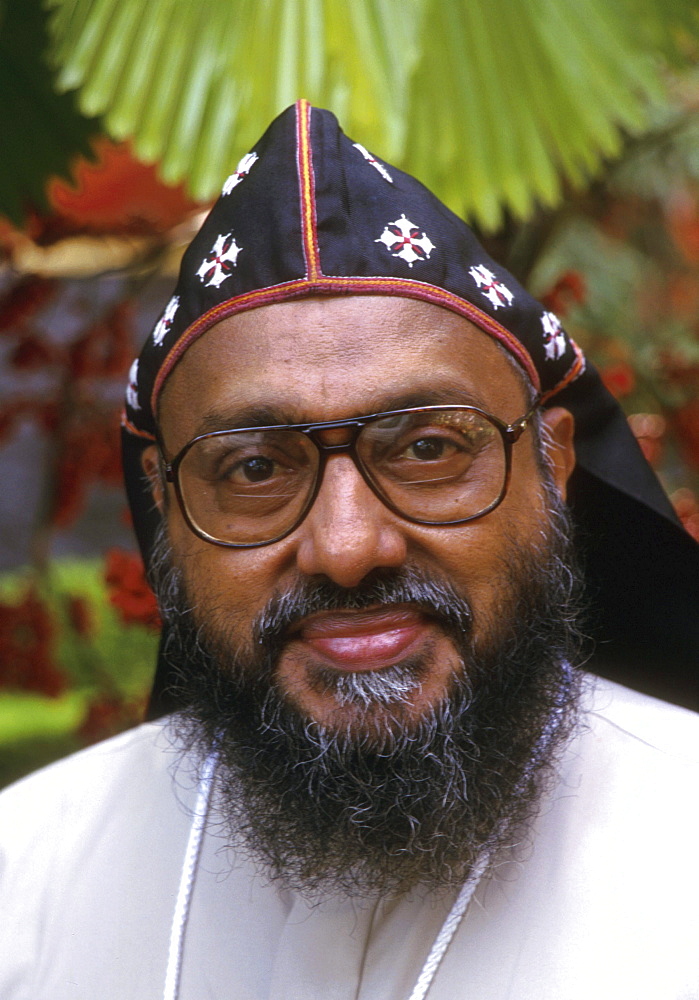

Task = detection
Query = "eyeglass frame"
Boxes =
[159,401,541,549]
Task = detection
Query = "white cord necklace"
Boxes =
[406,853,487,1000]
[163,752,217,1000]
[163,756,484,1000]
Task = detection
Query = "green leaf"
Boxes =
[0,0,100,224]
[0,691,87,746]
[38,0,699,229]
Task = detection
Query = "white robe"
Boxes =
[1,676,697,1000]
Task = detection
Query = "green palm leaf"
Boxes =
[36,0,699,229]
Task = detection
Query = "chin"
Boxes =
[274,640,465,738]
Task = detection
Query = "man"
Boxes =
[1,102,698,999]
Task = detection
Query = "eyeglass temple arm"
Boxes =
[505,398,541,442]
[151,427,178,480]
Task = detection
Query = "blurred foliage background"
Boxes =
[1,0,699,787]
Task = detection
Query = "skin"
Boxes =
[143,295,575,728]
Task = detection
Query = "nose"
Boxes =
[294,454,408,587]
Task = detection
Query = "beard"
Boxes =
[151,494,586,900]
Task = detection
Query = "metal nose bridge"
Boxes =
[302,419,388,522]
[303,421,372,499]
[304,418,366,455]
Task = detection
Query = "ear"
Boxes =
[539,406,576,500]
[141,445,166,511]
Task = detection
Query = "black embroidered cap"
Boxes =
[123,101,585,438]
[122,100,699,712]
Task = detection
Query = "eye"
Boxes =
[220,452,302,490]
[406,437,452,461]
[185,429,317,496]
[234,455,276,483]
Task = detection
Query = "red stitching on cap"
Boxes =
[121,411,157,440]
[296,99,321,281]
[539,339,585,404]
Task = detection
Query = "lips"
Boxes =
[289,608,431,672]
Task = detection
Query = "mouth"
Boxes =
[286,606,434,672]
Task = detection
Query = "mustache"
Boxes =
[254,565,473,654]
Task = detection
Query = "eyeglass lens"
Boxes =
[176,408,507,545]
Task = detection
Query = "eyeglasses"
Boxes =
[162,403,539,548]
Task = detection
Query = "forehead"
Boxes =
[159,296,532,447]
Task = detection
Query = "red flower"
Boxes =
[50,413,124,528]
[104,549,161,629]
[0,277,57,334]
[9,333,62,370]
[540,271,586,317]
[47,137,198,236]
[0,588,65,697]
[67,595,94,638]
[51,450,89,528]
[67,301,134,380]
[601,362,636,399]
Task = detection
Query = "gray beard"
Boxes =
[152,498,586,900]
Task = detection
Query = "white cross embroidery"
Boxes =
[376,215,435,267]
[469,265,514,309]
[196,233,242,288]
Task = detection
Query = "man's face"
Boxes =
[150,295,575,733]
[146,295,581,893]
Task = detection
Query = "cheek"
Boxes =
[168,514,291,633]
[418,487,548,615]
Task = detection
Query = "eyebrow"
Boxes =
[194,386,495,437]
[376,388,490,412]
[195,404,299,436]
